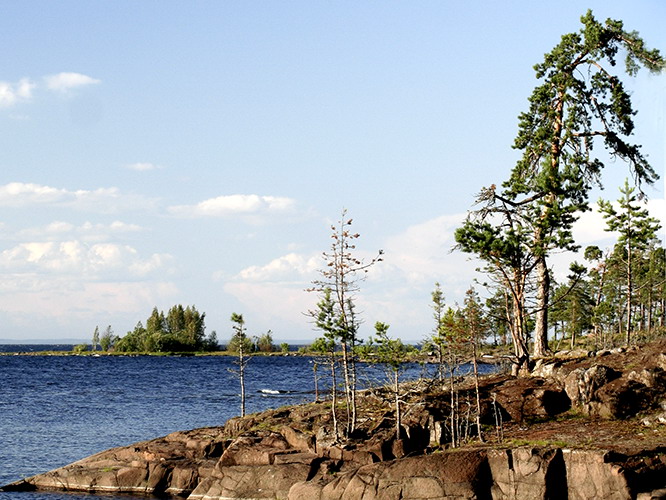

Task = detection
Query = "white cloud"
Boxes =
[0,182,157,213]
[109,221,143,232]
[223,213,481,342]
[224,281,312,333]
[236,253,320,282]
[43,72,101,92]
[565,198,665,247]
[169,194,297,218]
[382,213,479,287]
[0,278,179,337]
[125,162,163,171]
[0,240,173,278]
[0,182,66,205]
[0,73,99,109]
[550,197,666,282]
[15,220,143,243]
[0,78,36,107]
[45,221,75,234]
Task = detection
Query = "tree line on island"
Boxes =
[88,306,287,355]
[79,11,664,445]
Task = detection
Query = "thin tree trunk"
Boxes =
[449,361,456,448]
[626,244,633,345]
[330,356,339,441]
[394,370,401,441]
[471,339,483,442]
[313,362,319,402]
[534,256,551,357]
[239,348,246,417]
[592,261,607,346]
[351,341,357,435]
[341,341,353,436]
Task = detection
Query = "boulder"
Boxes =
[589,378,656,419]
[627,368,666,391]
[218,432,290,466]
[492,377,570,422]
[281,425,317,453]
[564,365,620,407]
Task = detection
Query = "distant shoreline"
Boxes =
[0,349,299,357]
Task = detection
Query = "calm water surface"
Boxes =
[0,347,471,500]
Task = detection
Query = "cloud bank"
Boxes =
[0,240,172,278]
[0,182,156,213]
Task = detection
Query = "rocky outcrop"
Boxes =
[531,342,666,420]
[289,451,493,500]
[4,339,666,499]
[6,426,664,500]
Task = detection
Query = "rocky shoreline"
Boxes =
[4,339,666,499]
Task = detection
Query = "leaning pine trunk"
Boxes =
[509,275,530,376]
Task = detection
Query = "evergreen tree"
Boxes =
[584,246,611,347]
[458,12,663,364]
[230,313,249,417]
[308,209,382,435]
[369,322,408,441]
[310,332,339,441]
[100,325,114,352]
[599,179,663,343]
[204,330,219,351]
[502,10,663,357]
[256,330,274,353]
[455,193,535,375]
[462,287,485,442]
[550,277,594,349]
[429,282,446,380]
[91,326,100,352]
[484,289,510,347]
[119,305,208,352]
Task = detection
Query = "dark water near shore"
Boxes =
[0,346,492,500]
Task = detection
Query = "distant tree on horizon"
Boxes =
[256,330,274,353]
[91,326,100,352]
[115,304,209,353]
[99,325,114,352]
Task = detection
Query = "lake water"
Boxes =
[0,346,485,500]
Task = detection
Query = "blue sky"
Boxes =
[1,1,664,343]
